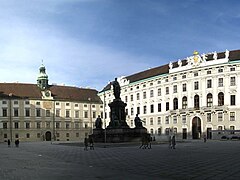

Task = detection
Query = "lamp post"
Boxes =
[88,98,93,134]
[103,91,107,144]
[8,93,13,142]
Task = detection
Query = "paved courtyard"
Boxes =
[0,140,240,180]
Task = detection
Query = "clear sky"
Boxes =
[0,0,239,91]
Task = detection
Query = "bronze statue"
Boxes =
[134,114,143,128]
[111,78,121,99]
[95,115,103,129]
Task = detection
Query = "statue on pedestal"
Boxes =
[134,114,143,128]
[95,115,103,129]
[111,78,121,100]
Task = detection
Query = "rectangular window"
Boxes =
[194,82,199,90]
[137,93,140,100]
[125,96,128,102]
[150,90,154,97]
[150,118,153,125]
[143,92,146,99]
[3,122,7,129]
[14,108,19,117]
[75,110,79,118]
[2,100,7,104]
[165,116,169,124]
[158,88,161,96]
[14,101,18,105]
[231,95,236,106]
[56,122,60,129]
[56,109,60,117]
[194,72,198,77]
[182,74,186,79]
[166,87,169,95]
[25,122,30,129]
[14,122,19,129]
[173,116,177,124]
[218,68,223,73]
[207,79,212,88]
[158,103,161,112]
[131,108,134,115]
[207,113,211,122]
[84,111,88,118]
[37,122,41,129]
[230,67,235,71]
[25,108,30,117]
[207,70,211,74]
[130,94,133,101]
[230,112,235,121]
[75,122,79,129]
[182,84,187,92]
[25,101,30,105]
[173,85,177,93]
[93,111,96,118]
[36,108,41,117]
[150,105,154,113]
[218,78,223,87]
[66,110,70,118]
[66,122,70,129]
[166,102,169,111]
[182,115,186,124]
[143,106,147,114]
[66,103,70,106]
[137,107,140,115]
[218,112,223,122]
[157,117,161,125]
[2,108,7,117]
[230,77,236,86]
[46,110,50,117]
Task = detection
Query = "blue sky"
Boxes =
[0,0,240,90]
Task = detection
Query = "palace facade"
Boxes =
[99,49,240,140]
[0,64,102,142]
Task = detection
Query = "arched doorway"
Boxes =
[192,117,201,139]
[45,131,51,141]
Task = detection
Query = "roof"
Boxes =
[100,49,240,92]
[0,83,102,103]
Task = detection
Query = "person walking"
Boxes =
[15,139,19,147]
[168,135,172,149]
[84,137,88,151]
[7,139,11,147]
[203,134,207,143]
[89,136,94,150]
[171,135,176,149]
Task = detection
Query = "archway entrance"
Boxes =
[45,131,51,141]
[192,117,201,139]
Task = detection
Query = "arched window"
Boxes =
[173,98,178,110]
[218,92,224,106]
[207,93,213,107]
[194,95,200,109]
[182,96,187,109]
[158,128,161,135]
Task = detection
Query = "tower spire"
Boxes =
[37,62,49,90]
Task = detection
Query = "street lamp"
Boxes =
[88,98,93,134]
[8,93,13,142]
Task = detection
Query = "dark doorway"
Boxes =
[182,128,187,139]
[45,131,51,141]
[207,128,212,139]
[192,117,201,139]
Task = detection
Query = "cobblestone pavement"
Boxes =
[0,140,240,180]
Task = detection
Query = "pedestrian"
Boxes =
[139,136,145,149]
[84,137,88,151]
[148,136,152,149]
[171,135,176,149]
[89,136,94,150]
[15,139,19,147]
[7,139,11,147]
[168,135,172,149]
[203,134,207,143]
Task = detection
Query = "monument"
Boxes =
[92,78,148,143]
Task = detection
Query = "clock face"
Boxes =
[45,91,50,97]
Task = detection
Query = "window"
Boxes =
[165,116,169,124]
[137,107,140,115]
[166,102,169,111]
[150,105,154,113]
[158,103,161,112]
[131,94,133,101]
[37,133,41,138]
[230,126,235,134]
[173,128,177,134]
[66,110,70,118]
[66,133,69,137]
[143,106,147,114]
[14,101,18,105]
[194,95,200,109]
[84,111,88,118]
[66,122,70,129]
[194,72,198,77]
[25,108,30,117]
[56,109,60,117]
[136,93,140,100]
[207,79,212,88]
[25,101,30,105]
[14,108,18,117]
[157,117,161,125]
[173,98,178,110]
[150,90,154,97]
[26,122,30,129]
[158,80,161,84]
[93,111,96,118]
[158,128,162,135]
[36,102,40,105]
[207,70,211,74]
[218,68,223,73]
[26,133,30,138]
[165,78,168,82]
[4,134,7,138]
[131,108,134,115]
[182,97,187,109]
[56,122,60,129]
[182,115,186,124]
[37,122,41,129]
[75,110,79,118]
[75,104,79,107]
[150,118,153,125]
[230,95,236,106]
[194,82,199,90]
[166,87,169,95]
[46,110,50,117]
[218,112,223,122]
[230,112,235,121]
[230,77,236,86]
[218,78,223,87]
[143,92,146,99]
[173,116,177,124]
[182,74,186,79]
[15,134,19,139]
[36,108,41,117]
[2,100,7,104]
[173,76,177,81]
[165,128,170,135]
[75,122,79,129]
[66,103,70,106]
[182,83,187,92]
[207,113,211,122]
[76,133,79,137]
[230,67,235,71]
[150,129,154,134]
[3,122,7,129]
[2,108,7,117]
[158,88,161,96]
[56,102,60,106]
[173,85,177,93]
[218,92,224,106]
[207,93,213,107]
[14,122,19,129]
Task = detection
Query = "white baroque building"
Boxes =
[99,49,240,140]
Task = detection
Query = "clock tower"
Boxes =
[37,63,49,90]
